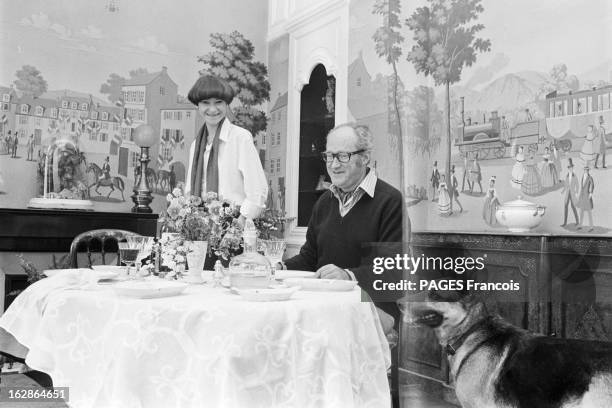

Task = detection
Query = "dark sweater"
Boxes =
[285,178,404,319]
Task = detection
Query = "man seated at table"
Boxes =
[282,123,404,328]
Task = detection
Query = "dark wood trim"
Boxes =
[0,208,158,252]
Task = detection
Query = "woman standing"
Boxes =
[483,176,500,226]
[540,147,559,189]
[521,154,542,196]
[579,125,597,166]
[185,75,268,222]
[437,174,452,216]
[511,146,526,190]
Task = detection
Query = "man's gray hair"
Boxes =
[328,122,374,152]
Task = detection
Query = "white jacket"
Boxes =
[185,119,268,219]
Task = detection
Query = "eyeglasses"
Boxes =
[321,150,365,163]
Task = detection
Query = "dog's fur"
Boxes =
[402,291,612,408]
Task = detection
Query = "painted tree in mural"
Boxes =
[373,0,404,153]
[99,68,150,103]
[406,86,443,155]
[406,0,490,211]
[373,0,411,241]
[539,63,579,98]
[385,74,405,154]
[197,31,270,136]
[14,65,48,97]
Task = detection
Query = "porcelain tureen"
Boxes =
[495,196,546,233]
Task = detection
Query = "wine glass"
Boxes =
[118,242,140,279]
[261,238,286,279]
[127,236,155,278]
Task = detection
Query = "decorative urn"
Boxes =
[495,196,546,233]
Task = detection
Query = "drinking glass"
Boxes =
[118,242,140,279]
[261,238,286,278]
[127,236,155,277]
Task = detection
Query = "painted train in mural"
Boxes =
[456,85,612,159]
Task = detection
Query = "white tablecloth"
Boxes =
[0,274,391,408]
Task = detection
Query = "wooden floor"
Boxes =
[400,384,459,407]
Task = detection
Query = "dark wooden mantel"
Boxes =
[0,208,158,252]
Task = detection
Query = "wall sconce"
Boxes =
[131,124,156,213]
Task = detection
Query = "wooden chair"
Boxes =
[69,229,140,268]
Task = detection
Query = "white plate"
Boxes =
[92,265,125,273]
[284,278,358,292]
[275,270,316,280]
[42,268,116,279]
[235,286,300,302]
[113,280,188,298]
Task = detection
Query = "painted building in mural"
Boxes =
[7,92,122,158]
[119,66,178,180]
[158,102,203,187]
[0,86,18,137]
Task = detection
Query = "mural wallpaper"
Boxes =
[0,0,269,214]
[350,0,611,235]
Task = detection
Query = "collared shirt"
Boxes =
[185,119,268,219]
[329,168,377,217]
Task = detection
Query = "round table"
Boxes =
[0,274,391,408]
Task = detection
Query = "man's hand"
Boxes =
[315,264,350,280]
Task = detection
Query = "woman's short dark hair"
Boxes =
[187,75,235,105]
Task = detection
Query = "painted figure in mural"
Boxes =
[468,155,483,193]
[594,116,607,169]
[169,165,176,192]
[3,130,10,155]
[579,125,597,166]
[511,145,526,189]
[283,122,402,352]
[483,176,500,226]
[577,165,594,231]
[437,174,452,216]
[100,156,111,181]
[185,74,267,222]
[524,108,533,122]
[430,161,440,201]
[561,158,580,227]
[461,156,471,192]
[551,143,562,177]
[450,165,463,213]
[501,115,510,142]
[521,154,542,196]
[277,188,285,212]
[11,131,18,158]
[539,147,559,189]
[27,134,35,161]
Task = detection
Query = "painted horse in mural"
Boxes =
[156,169,175,193]
[86,163,125,201]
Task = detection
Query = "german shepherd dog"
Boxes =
[402,290,612,408]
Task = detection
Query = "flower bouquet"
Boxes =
[202,192,243,262]
[254,209,295,240]
[159,185,244,268]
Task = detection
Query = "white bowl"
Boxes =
[284,278,358,292]
[495,196,546,232]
